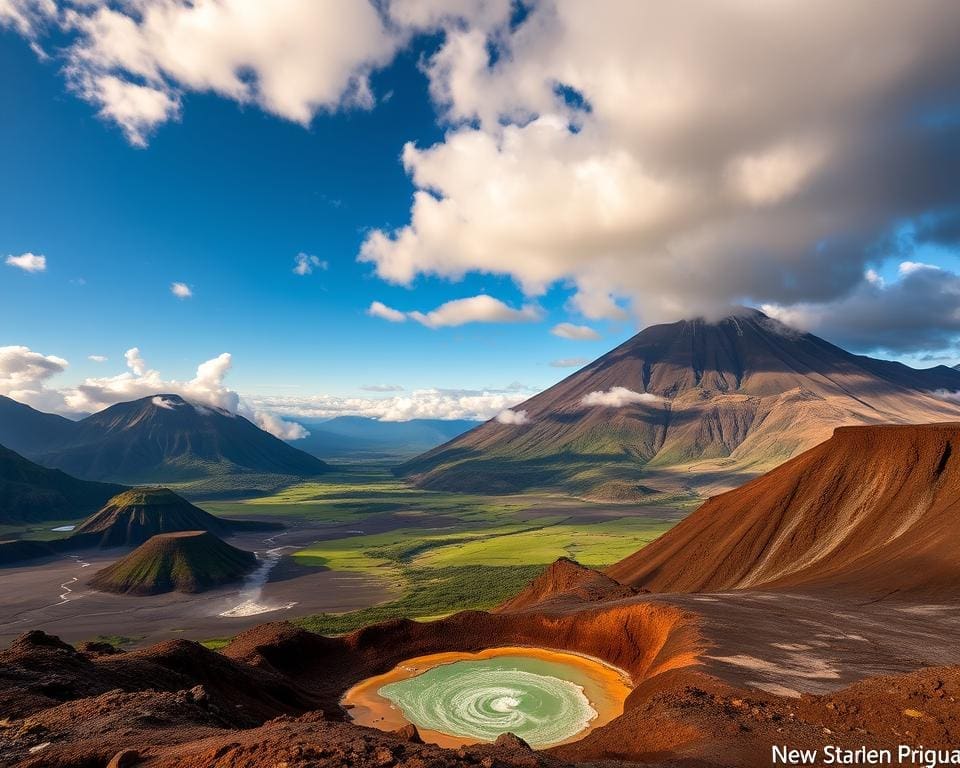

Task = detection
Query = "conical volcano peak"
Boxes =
[399,312,960,499]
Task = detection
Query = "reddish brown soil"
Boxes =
[5,423,960,766]
[609,423,960,596]
[495,557,638,613]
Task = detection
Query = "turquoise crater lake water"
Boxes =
[343,647,632,748]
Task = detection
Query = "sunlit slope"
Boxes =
[608,423,960,597]
[399,309,960,498]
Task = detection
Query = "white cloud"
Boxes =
[0,345,68,410]
[0,0,55,37]
[581,386,660,408]
[254,410,309,440]
[5,252,46,272]
[367,300,407,323]
[151,394,179,409]
[495,408,529,425]
[550,357,588,368]
[54,0,398,145]
[87,355,107,363]
[251,385,534,422]
[551,322,600,340]
[171,281,192,299]
[367,295,542,328]
[360,384,405,392]
[357,1,960,327]
[293,252,327,276]
[408,295,542,329]
[898,261,940,276]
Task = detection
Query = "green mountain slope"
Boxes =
[89,530,257,594]
[0,444,125,524]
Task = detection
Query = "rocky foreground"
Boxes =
[2,580,959,768]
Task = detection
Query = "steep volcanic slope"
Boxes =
[20,394,327,485]
[90,531,257,594]
[495,557,637,613]
[399,309,960,498]
[0,444,125,524]
[607,423,960,596]
[69,487,272,548]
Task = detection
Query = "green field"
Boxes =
[204,468,689,635]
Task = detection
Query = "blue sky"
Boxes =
[1,1,959,426]
[0,27,620,405]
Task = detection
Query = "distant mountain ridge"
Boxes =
[292,416,479,459]
[399,308,960,499]
[0,394,327,491]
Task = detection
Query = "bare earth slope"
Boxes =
[607,422,960,596]
[89,531,257,595]
[399,309,960,498]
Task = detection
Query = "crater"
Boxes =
[342,646,632,748]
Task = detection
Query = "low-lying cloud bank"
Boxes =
[0,344,534,434]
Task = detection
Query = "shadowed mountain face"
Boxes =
[0,444,125,524]
[13,394,327,485]
[607,423,960,598]
[89,531,257,595]
[0,397,75,457]
[398,309,960,499]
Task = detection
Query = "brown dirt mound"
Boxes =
[608,423,960,597]
[495,557,638,613]
[89,531,257,595]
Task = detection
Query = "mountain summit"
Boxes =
[13,394,327,490]
[399,309,960,498]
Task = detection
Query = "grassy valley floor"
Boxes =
[202,467,692,637]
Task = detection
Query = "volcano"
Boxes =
[89,531,257,595]
[607,422,960,596]
[24,394,327,486]
[399,308,960,498]
[69,486,274,548]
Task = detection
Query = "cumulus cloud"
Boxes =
[551,323,599,341]
[87,355,107,363]
[550,357,588,368]
[408,295,542,329]
[495,408,529,425]
[170,282,192,299]
[367,295,542,328]
[293,252,327,276]
[254,411,309,440]
[5,252,46,272]
[581,386,660,408]
[763,262,960,353]
[357,0,960,330]
[367,300,407,323]
[48,0,398,145]
[60,348,307,439]
[0,345,68,410]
